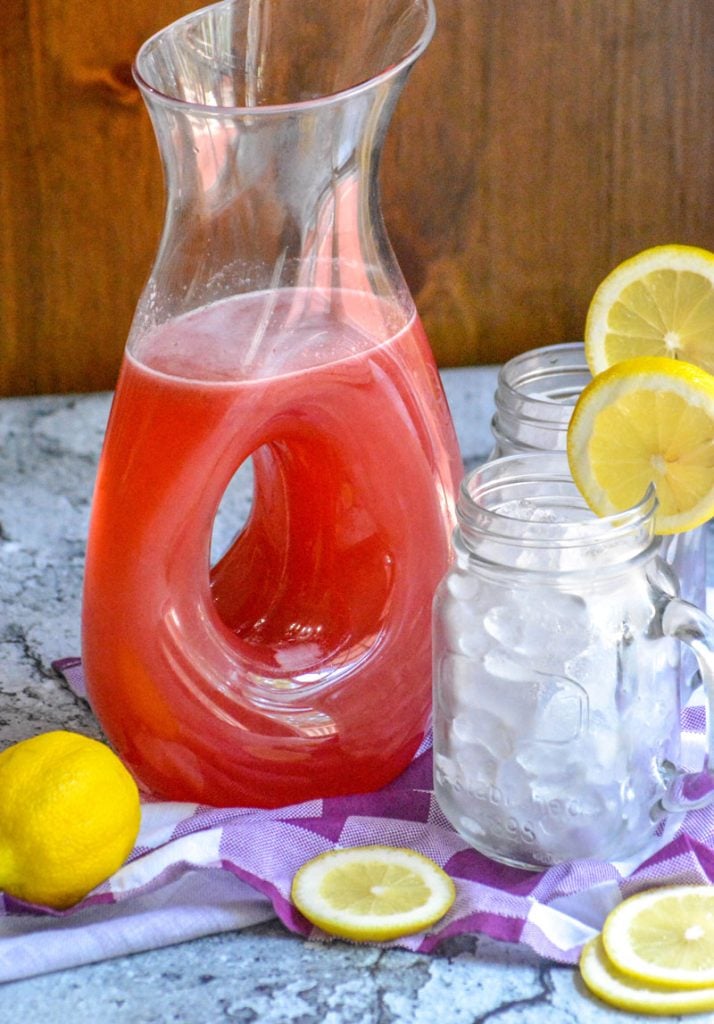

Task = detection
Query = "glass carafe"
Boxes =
[81,0,462,808]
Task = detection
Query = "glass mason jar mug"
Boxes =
[433,452,714,870]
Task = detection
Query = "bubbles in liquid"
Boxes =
[131,287,400,383]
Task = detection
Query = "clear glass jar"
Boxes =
[490,342,707,621]
[433,452,714,869]
[490,342,590,456]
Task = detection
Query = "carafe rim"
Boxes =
[132,0,436,117]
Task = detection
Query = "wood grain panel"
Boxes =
[2,0,714,394]
[385,0,714,367]
[0,0,197,396]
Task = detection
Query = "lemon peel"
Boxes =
[0,730,141,909]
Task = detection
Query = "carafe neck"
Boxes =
[131,0,435,332]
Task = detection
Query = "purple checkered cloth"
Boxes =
[1,656,713,983]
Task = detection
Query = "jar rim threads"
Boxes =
[456,451,658,572]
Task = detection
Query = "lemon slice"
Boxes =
[601,886,714,989]
[585,244,714,375]
[290,846,456,942]
[566,355,714,534]
[580,935,714,1015]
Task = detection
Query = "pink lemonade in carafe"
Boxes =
[82,287,462,807]
[83,0,459,807]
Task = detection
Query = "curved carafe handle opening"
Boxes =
[659,597,714,813]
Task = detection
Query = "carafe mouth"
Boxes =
[133,0,436,114]
[457,451,658,572]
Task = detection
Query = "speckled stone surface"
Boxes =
[0,368,707,1022]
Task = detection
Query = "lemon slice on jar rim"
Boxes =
[584,243,714,375]
[566,355,714,535]
[290,845,456,942]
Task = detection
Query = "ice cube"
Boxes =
[483,603,524,648]
[515,736,578,778]
[448,735,498,788]
[530,675,588,744]
[456,621,492,659]
[496,498,566,523]
[496,758,533,806]
[446,571,481,601]
[452,708,513,759]
[481,648,536,683]
[458,814,487,838]
[460,653,542,733]
[436,653,483,713]
[578,718,626,781]
[441,598,490,657]
[536,784,613,851]
[564,646,615,708]
[483,590,590,666]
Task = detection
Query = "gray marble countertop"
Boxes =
[0,367,702,1023]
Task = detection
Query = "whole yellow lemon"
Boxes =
[0,730,141,909]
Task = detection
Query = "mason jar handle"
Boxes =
[660,597,714,812]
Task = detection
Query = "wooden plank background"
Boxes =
[2,0,714,396]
